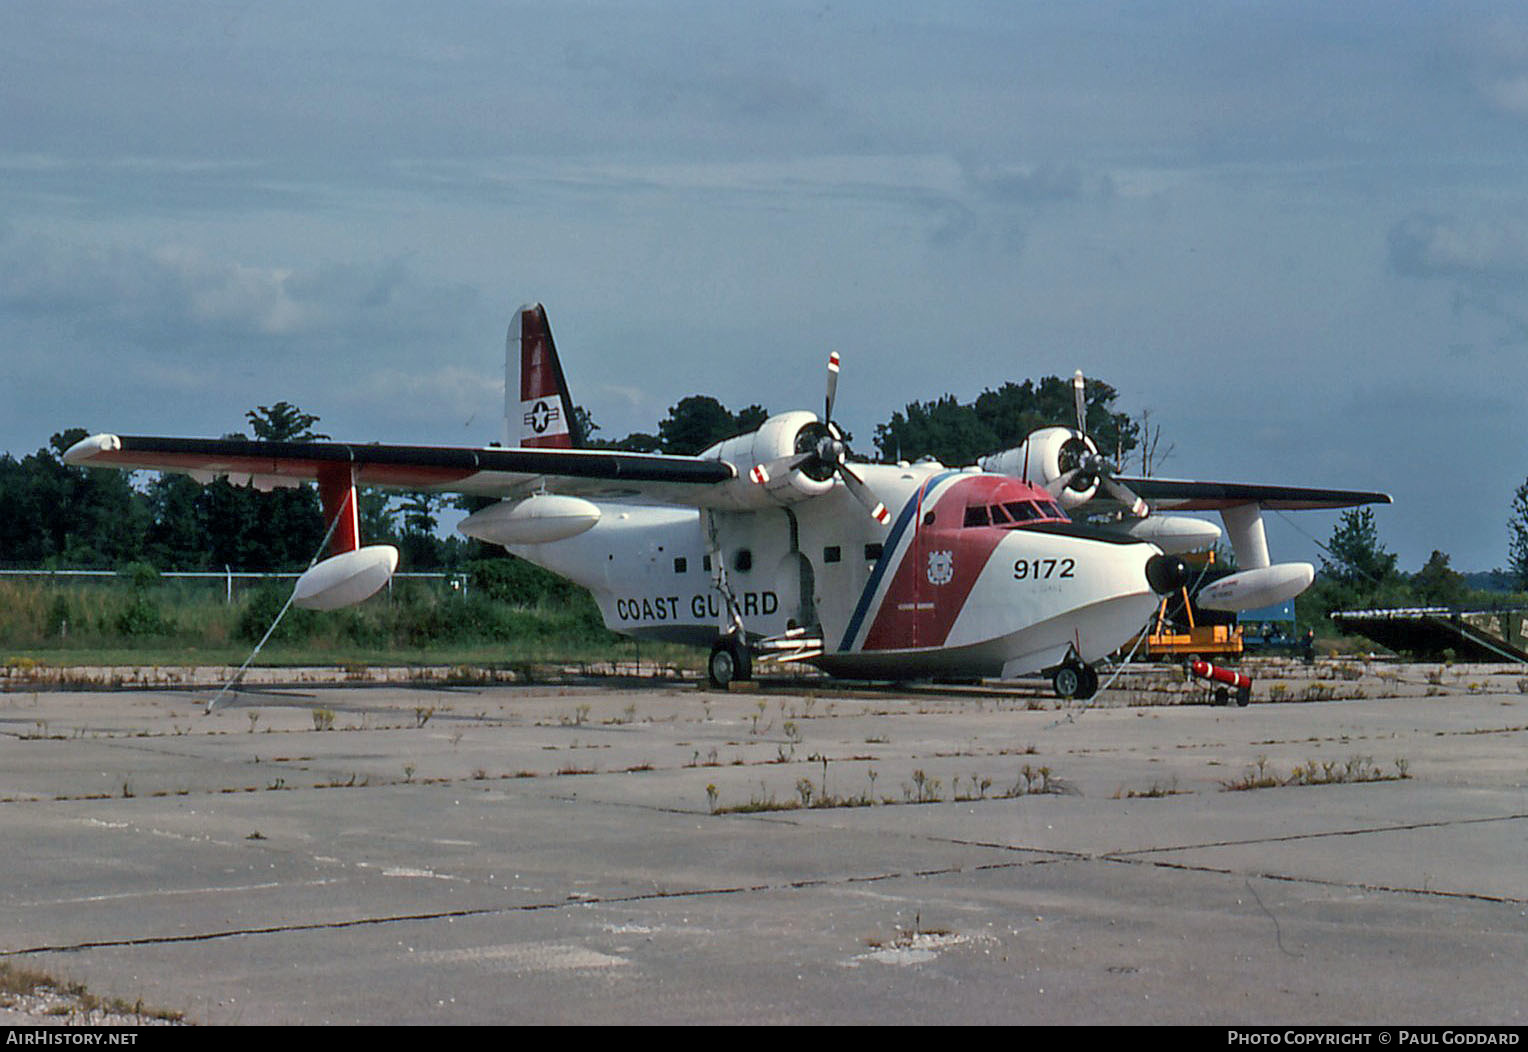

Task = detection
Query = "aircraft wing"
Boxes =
[63,433,736,504]
[1110,476,1393,512]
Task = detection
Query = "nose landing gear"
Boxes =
[1051,660,1099,700]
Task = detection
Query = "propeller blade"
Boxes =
[825,351,841,424]
[751,451,816,486]
[1045,467,1084,497]
[838,462,891,524]
[1072,369,1087,434]
[1101,473,1149,519]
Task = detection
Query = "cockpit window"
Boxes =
[955,495,1071,529]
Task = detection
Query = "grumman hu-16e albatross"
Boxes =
[64,304,1389,698]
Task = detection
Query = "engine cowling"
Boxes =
[704,410,837,508]
[980,426,1099,510]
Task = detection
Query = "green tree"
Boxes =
[398,491,447,569]
[1412,550,1466,608]
[144,473,210,569]
[658,396,748,455]
[148,405,329,570]
[1509,479,1528,590]
[585,396,770,455]
[246,402,329,443]
[874,376,1138,466]
[1320,508,1399,588]
[570,405,599,448]
[0,430,148,568]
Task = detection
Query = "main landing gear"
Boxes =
[1051,660,1099,701]
[707,635,753,689]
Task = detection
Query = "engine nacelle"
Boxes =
[980,426,1099,510]
[1098,514,1221,554]
[1196,562,1314,612]
[292,545,399,611]
[459,493,602,546]
[703,410,837,508]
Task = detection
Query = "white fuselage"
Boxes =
[508,460,1166,679]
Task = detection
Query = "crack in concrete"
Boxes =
[7,809,1523,959]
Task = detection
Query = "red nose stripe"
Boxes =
[860,522,1005,651]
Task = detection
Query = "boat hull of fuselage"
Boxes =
[813,589,1161,680]
[508,492,1164,680]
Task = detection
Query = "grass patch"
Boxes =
[0,960,184,1024]
[1222,755,1410,791]
[1114,777,1187,799]
[0,576,701,671]
[709,762,1064,814]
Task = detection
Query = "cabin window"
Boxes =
[1004,501,1038,522]
[702,554,712,572]
[989,504,1011,523]
[864,543,883,561]
[823,546,842,564]
[733,549,752,572]
[963,505,990,528]
[922,511,936,527]
[673,557,687,574]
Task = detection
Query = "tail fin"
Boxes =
[506,302,579,448]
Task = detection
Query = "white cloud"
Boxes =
[1389,215,1528,282]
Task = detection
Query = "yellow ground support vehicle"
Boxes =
[1141,589,1243,661]
[1126,552,1243,662]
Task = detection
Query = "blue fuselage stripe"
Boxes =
[837,471,958,652]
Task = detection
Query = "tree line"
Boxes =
[575,376,1138,467]
[9,385,1528,624]
[3,376,1138,573]
[0,404,469,573]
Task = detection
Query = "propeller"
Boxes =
[750,352,891,524]
[1046,370,1149,518]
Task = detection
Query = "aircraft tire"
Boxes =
[1076,664,1099,700]
[707,638,752,689]
[1214,686,1230,706]
[1052,664,1082,700]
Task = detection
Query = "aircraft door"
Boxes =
[773,552,816,629]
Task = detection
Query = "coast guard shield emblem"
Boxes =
[926,549,955,586]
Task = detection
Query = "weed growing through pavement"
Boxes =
[865,912,954,950]
[1113,776,1186,799]
[709,760,1063,814]
[1221,755,1410,791]
[0,961,185,1024]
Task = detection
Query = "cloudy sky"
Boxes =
[4,1,1527,571]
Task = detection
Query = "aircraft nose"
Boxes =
[1144,553,1190,596]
